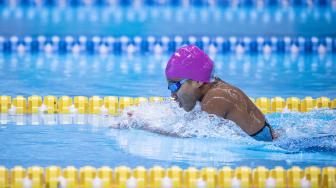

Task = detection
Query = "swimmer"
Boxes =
[164,45,277,141]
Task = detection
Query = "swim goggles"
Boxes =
[168,79,188,93]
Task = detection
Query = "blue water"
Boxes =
[0,6,335,36]
[1,4,336,169]
[0,51,335,168]
[0,101,335,169]
[0,53,335,98]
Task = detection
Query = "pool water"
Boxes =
[0,6,335,36]
[0,101,335,169]
[1,3,336,171]
[0,53,335,98]
[0,52,335,169]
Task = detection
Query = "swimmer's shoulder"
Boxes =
[202,77,235,100]
[200,79,233,117]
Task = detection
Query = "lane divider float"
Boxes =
[1,36,335,55]
[0,95,335,115]
[0,165,335,188]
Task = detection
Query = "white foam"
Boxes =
[104,100,336,154]
[110,101,242,139]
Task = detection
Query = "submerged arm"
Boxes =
[109,111,184,137]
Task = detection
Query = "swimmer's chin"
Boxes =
[182,105,196,112]
[176,101,196,112]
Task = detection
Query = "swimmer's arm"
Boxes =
[140,126,181,137]
[110,111,181,137]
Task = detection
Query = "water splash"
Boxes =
[268,109,336,152]
[109,101,246,139]
[108,101,336,153]
[0,100,335,168]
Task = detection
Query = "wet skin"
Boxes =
[168,77,276,137]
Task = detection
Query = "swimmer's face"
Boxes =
[167,78,203,112]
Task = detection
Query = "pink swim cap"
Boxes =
[165,45,214,83]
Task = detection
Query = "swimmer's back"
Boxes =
[200,77,265,135]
